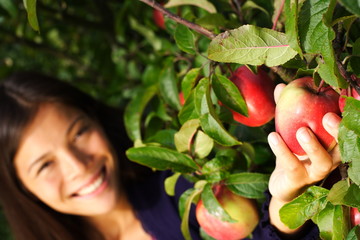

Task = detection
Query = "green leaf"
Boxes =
[207,25,297,67]
[298,0,346,88]
[175,24,196,54]
[280,186,329,229]
[328,180,360,208]
[201,156,234,182]
[284,0,303,58]
[129,17,162,51]
[126,146,199,173]
[200,113,242,146]
[0,0,18,17]
[338,124,360,164]
[346,225,360,240]
[181,68,201,100]
[124,85,157,141]
[165,0,217,13]
[179,181,205,240]
[23,0,39,32]
[225,173,269,199]
[202,183,236,223]
[175,119,200,153]
[194,130,214,159]
[178,90,200,124]
[212,74,248,116]
[164,172,181,196]
[312,203,349,240]
[159,59,181,111]
[342,98,360,136]
[146,129,177,149]
[178,78,208,124]
[339,0,360,17]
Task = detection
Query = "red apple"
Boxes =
[229,66,275,127]
[339,87,360,112]
[196,185,259,240]
[351,207,360,227]
[275,77,341,157]
[179,92,185,106]
[153,8,165,29]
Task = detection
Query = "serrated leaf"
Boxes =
[339,0,360,17]
[346,225,360,240]
[194,130,214,159]
[175,119,200,153]
[201,156,234,182]
[280,186,329,229]
[207,25,297,67]
[298,0,346,88]
[124,85,157,141]
[225,173,269,199]
[212,74,248,116]
[23,0,39,32]
[327,182,360,208]
[284,0,303,58]
[126,146,198,173]
[159,59,181,111]
[202,183,236,223]
[165,0,217,13]
[312,203,349,240]
[338,124,360,164]
[342,98,360,136]
[165,172,181,196]
[175,24,196,54]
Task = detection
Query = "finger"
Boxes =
[274,83,286,104]
[322,112,341,141]
[296,127,335,181]
[268,132,302,171]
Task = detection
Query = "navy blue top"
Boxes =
[126,171,319,240]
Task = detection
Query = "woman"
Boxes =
[0,72,341,240]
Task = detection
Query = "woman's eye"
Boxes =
[74,125,90,141]
[37,161,52,175]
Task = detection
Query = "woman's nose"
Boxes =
[59,147,90,180]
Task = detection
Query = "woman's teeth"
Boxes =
[77,172,104,196]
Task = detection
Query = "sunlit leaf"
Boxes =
[208,25,297,67]
[165,0,217,13]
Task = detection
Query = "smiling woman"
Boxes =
[0,73,162,240]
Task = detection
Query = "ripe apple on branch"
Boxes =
[275,77,341,158]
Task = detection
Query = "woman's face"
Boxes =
[14,103,120,216]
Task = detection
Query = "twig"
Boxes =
[138,0,216,39]
[230,0,244,24]
[272,0,285,30]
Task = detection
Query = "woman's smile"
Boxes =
[72,166,108,199]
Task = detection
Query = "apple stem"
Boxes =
[317,80,325,94]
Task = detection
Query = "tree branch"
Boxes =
[138,0,216,39]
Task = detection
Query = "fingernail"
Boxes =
[268,133,279,146]
[324,113,338,128]
[297,128,311,143]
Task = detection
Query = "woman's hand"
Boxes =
[267,84,342,233]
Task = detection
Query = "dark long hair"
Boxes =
[0,72,146,240]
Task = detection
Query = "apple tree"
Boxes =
[4,0,360,239]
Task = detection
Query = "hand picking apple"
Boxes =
[267,82,342,235]
[275,77,341,158]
